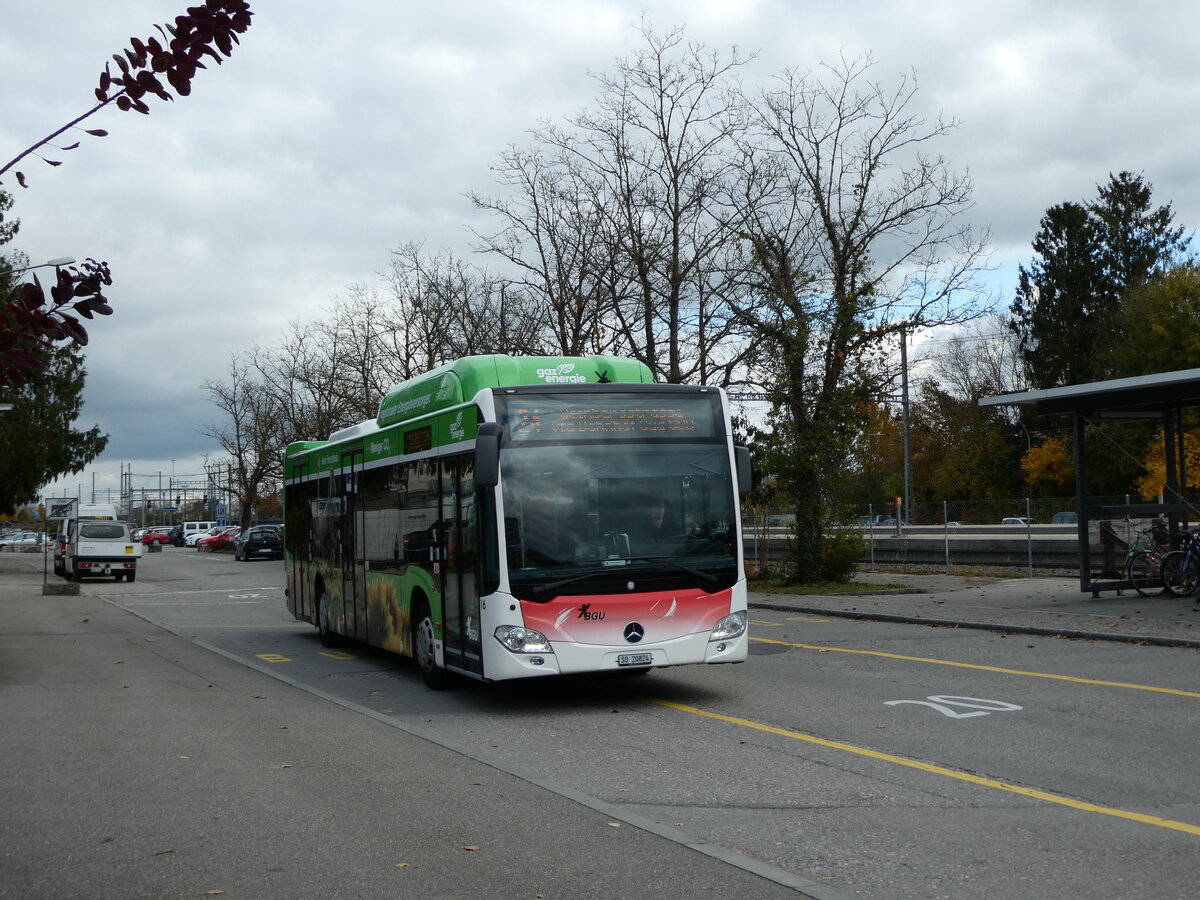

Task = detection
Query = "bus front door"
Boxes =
[440,456,483,677]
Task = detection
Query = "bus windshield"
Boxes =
[495,393,738,602]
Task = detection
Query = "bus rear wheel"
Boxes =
[414,604,448,690]
[317,591,338,647]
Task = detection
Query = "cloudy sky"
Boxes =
[3,0,1199,505]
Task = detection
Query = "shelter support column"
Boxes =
[1073,411,1092,595]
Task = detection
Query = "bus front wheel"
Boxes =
[414,604,448,690]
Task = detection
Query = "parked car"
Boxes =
[855,514,897,526]
[0,531,47,551]
[186,526,223,547]
[1050,511,1078,524]
[141,526,174,545]
[197,526,241,551]
[1001,516,1036,525]
[232,525,283,561]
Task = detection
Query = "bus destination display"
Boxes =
[504,396,718,441]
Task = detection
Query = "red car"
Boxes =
[141,526,174,545]
[197,526,241,551]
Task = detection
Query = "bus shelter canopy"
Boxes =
[981,367,1200,595]
[981,367,1200,418]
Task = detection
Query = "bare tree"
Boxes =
[930,315,1023,402]
[202,354,287,530]
[384,242,546,367]
[517,22,755,384]
[317,286,409,421]
[730,53,991,580]
[251,321,355,445]
[470,147,618,356]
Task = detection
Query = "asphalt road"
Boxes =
[89,547,1200,898]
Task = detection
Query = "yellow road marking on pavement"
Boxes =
[749,619,785,627]
[319,651,356,660]
[645,696,1200,837]
[749,636,1200,698]
[785,615,830,623]
[255,653,292,663]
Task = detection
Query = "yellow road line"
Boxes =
[749,636,1200,698]
[645,696,1200,837]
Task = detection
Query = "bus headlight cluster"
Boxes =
[494,625,555,654]
[709,611,747,642]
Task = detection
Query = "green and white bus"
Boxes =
[283,354,751,687]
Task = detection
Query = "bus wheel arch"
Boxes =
[412,592,448,690]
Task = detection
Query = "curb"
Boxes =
[748,599,1200,650]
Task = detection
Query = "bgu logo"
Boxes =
[576,603,606,620]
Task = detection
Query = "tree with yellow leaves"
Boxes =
[1136,431,1200,500]
[1021,435,1074,492]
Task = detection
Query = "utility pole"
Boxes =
[900,327,913,525]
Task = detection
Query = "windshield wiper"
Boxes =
[528,572,599,600]
[627,557,721,585]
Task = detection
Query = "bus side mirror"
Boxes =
[476,423,502,487]
[735,446,752,496]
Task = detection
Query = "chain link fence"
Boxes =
[741,495,1195,579]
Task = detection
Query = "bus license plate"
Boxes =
[617,652,652,667]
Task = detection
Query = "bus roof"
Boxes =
[375,354,654,428]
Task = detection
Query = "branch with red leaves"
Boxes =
[0,1,253,187]
[1,260,113,386]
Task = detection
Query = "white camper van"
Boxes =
[63,518,141,582]
[52,502,118,577]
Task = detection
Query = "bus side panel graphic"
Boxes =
[365,568,439,656]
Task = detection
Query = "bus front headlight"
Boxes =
[494,625,555,654]
[709,611,747,642]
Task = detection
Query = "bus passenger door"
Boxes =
[440,456,483,677]
[341,447,367,641]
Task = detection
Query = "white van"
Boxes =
[64,520,141,582]
[174,521,217,546]
[52,502,118,576]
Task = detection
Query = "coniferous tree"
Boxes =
[0,342,108,511]
[1010,172,1189,389]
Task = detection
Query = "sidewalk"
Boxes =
[0,552,813,899]
[750,569,1200,648]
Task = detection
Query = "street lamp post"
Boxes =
[7,256,75,275]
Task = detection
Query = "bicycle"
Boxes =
[1122,523,1171,597]
[1160,529,1200,598]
